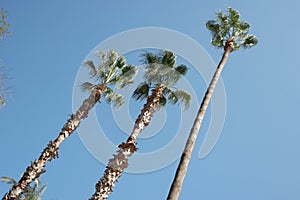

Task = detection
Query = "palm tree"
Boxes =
[0,8,10,108]
[1,177,47,200]
[167,7,258,200]
[2,49,137,200]
[0,8,10,40]
[89,50,191,200]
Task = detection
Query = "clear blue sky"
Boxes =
[1,1,300,200]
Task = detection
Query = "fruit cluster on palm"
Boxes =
[89,50,191,200]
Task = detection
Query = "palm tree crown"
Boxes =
[1,177,47,200]
[81,49,137,108]
[133,50,191,109]
[206,7,258,50]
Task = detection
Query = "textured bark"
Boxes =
[2,84,105,200]
[167,39,234,200]
[90,85,164,200]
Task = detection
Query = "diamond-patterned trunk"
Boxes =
[90,85,164,200]
[2,84,105,200]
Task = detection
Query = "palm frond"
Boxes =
[23,179,47,200]
[175,64,188,76]
[141,52,160,64]
[144,64,182,87]
[241,34,258,48]
[232,42,241,51]
[115,55,126,69]
[235,22,250,36]
[217,11,230,38]
[159,96,167,107]
[132,82,150,101]
[82,60,97,78]
[211,34,223,48]
[162,88,191,109]
[104,87,125,109]
[163,88,179,104]
[80,82,97,92]
[82,49,137,95]
[173,90,191,110]
[161,50,176,67]
[37,184,47,196]
[1,177,47,200]
[108,49,118,67]
[1,176,17,187]
[110,65,138,89]
[206,20,220,35]
[228,7,240,27]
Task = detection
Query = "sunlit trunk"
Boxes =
[167,40,233,200]
[2,84,105,200]
[89,85,164,200]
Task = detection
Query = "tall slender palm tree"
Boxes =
[167,7,258,200]
[2,49,137,200]
[1,177,47,200]
[89,50,191,200]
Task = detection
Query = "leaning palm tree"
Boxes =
[89,50,191,200]
[167,7,258,200]
[2,49,137,200]
[1,177,47,200]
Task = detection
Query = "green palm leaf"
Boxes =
[80,82,97,92]
[104,87,125,109]
[164,88,191,110]
[159,96,167,107]
[141,52,160,64]
[217,11,230,38]
[1,177,47,200]
[174,90,191,110]
[161,50,176,67]
[228,7,240,27]
[175,64,188,76]
[132,82,150,101]
[83,60,98,78]
[115,55,126,69]
[211,34,223,48]
[1,177,16,187]
[241,34,259,48]
[206,20,220,35]
[110,65,138,89]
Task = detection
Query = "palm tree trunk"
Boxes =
[89,85,164,200]
[167,40,233,200]
[2,84,106,200]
